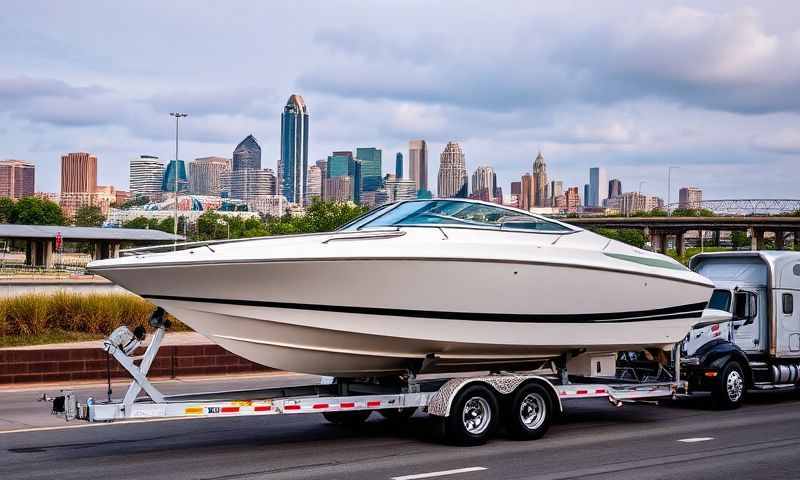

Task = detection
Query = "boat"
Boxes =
[88,198,715,377]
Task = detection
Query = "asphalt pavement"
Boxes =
[1,374,799,480]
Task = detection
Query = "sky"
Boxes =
[1,1,798,202]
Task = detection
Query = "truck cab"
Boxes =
[682,251,800,408]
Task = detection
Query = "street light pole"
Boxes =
[667,166,679,216]
[170,112,188,249]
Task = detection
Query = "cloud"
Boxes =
[751,129,800,154]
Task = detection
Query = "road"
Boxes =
[1,375,799,480]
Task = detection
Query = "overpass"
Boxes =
[564,216,800,255]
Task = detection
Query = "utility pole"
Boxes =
[667,166,679,216]
[170,112,188,249]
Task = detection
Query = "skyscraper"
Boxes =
[307,165,322,204]
[384,174,417,202]
[408,140,428,195]
[395,152,403,178]
[520,174,533,211]
[230,135,262,201]
[161,160,189,193]
[327,152,360,203]
[589,167,608,207]
[280,94,309,205]
[315,159,327,199]
[323,176,353,203]
[129,155,164,201]
[189,156,230,196]
[549,180,563,207]
[356,147,382,193]
[532,152,548,207]
[471,166,496,201]
[0,160,35,199]
[565,187,581,213]
[61,152,97,193]
[584,184,591,208]
[609,178,622,198]
[679,187,703,209]
[437,142,467,198]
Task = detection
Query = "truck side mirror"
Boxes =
[733,291,757,325]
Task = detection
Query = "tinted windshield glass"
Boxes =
[708,289,732,312]
[357,200,570,231]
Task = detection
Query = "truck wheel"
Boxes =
[505,383,552,440]
[322,410,372,425]
[378,407,417,422]
[443,384,499,446]
[712,361,745,410]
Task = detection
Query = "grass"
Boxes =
[0,292,188,346]
[667,246,731,265]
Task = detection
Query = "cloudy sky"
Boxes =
[1,1,798,201]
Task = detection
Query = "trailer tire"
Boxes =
[505,383,552,440]
[443,384,498,446]
[712,361,745,410]
[322,410,372,425]
[378,407,417,422]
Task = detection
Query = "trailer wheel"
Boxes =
[443,384,498,446]
[378,407,417,422]
[712,361,745,410]
[505,383,552,440]
[322,410,372,425]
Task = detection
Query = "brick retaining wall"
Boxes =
[0,345,274,384]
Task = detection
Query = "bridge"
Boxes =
[565,216,800,255]
[666,199,800,215]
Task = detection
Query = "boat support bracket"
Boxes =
[105,324,168,417]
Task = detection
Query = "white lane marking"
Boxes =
[678,437,714,443]
[392,466,487,480]
[0,415,208,435]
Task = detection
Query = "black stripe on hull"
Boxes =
[143,294,707,324]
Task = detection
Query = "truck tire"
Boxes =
[443,384,499,446]
[378,407,417,422]
[322,410,372,425]
[505,383,552,440]
[712,361,745,410]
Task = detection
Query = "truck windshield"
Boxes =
[708,289,732,312]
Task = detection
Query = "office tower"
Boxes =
[609,178,622,198]
[395,152,403,178]
[315,159,327,199]
[565,187,581,213]
[189,156,230,196]
[384,174,417,203]
[589,167,608,207]
[307,165,322,204]
[61,152,97,193]
[323,176,353,203]
[356,147,382,193]
[408,140,428,194]
[280,94,309,205]
[437,141,467,198]
[532,152,548,207]
[129,155,164,201]
[471,166,496,201]
[0,160,35,199]
[327,152,361,203]
[679,187,703,209]
[161,160,189,193]
[584,184,591,208]
[520,174,533,211]
[230,135,262,201]
[549,180,563,207]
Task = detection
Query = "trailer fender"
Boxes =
[427,375,562,417]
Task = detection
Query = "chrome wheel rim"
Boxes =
[726,370,744,402]
[519,393,546,430]
[462,396,491,435]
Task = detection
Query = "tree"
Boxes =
[73,205,106,227]
[196,210,230,240]
[595,228,647,249]
[117,195,152,209]
[671,208,714,217]
[730,231,750,249]
[11,197,66,225]
[0,197,15,223]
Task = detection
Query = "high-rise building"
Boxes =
[408,140,428,194]
[306,165,322,204]
[564,187,581,213]
[326,152,361,203]
[129,155,164,201]
[395,152,403,178]
[437,141,467,198]
[315,159,327,199]
[510,181,521,206]
[679,187,703,209]
[549,180,563,207]
[606,192,665,216]
[384,174,417,203]
[520,174,533,211]
[189,157,230,196]
[161,160,190,193]
[584,184,591,208]
[356,147,382,193]
[609,178,622,198]
[230,135,262,201]
[532,152,548,207]
[0,160,35,199]
[323,176,353,203]
[280,94,309,205]
[61,152,97,193]
[471,166,496,201]
[588,167,608,207]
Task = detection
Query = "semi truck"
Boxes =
[682,251,800,409]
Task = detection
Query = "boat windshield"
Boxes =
[349,200,572,232]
